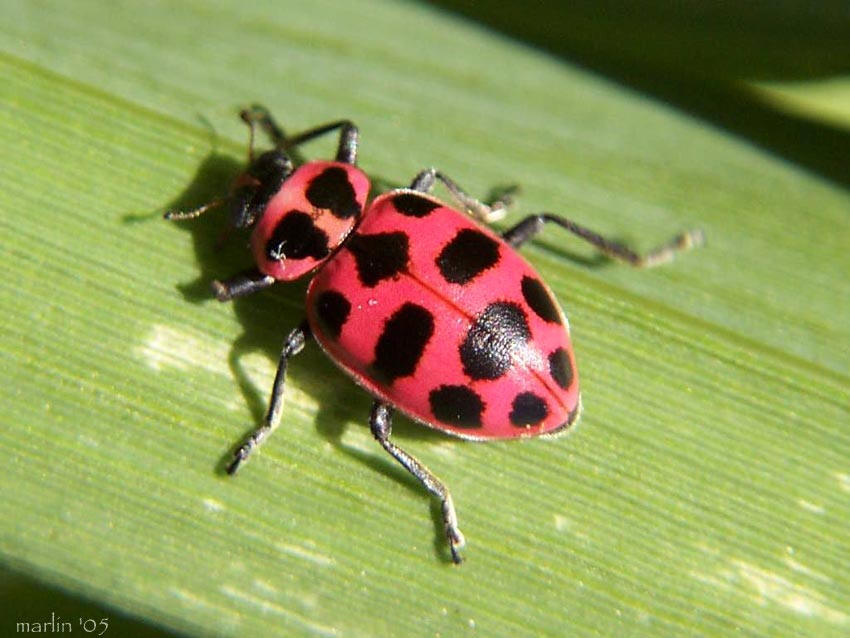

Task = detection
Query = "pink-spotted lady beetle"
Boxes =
[166,106,703,563]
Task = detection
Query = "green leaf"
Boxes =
[2,1,849,637]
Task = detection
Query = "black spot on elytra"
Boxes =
[392,193,440,218]
[429,385,484,428]
[315,290,351,339]
[266,211,330,261]
[460,302,530,380]
[548,347,573,389]
[305,166,360,219]
[372,303,434,383]
[509,392,549,426]
[521,276,561,324]
[436,229,501,285]
[346,232,409,287]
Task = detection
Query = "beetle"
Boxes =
[166,105,702,563]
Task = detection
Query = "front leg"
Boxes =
[370,401,465,564]
[240,105,360,165]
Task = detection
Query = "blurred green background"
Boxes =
[434,0,850,186]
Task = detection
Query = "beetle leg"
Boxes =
[211,268,276,302]
[280,120,359,165]
[240,105,359,165]
[240,104,287,158]
[502,213,705,267]
[369,401,465,564]
[227,322,311,474]
[408,168,514,223]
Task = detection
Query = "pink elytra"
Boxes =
[166,105,703,564]
[307,191,579,440]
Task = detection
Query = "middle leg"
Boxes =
[227,322,311,474]
[408,167,515,223]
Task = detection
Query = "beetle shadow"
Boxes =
[159,151,450,438]
[532,238,631,269]
[534,244,611,268]
[214,277,459,562]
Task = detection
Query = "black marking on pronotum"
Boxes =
[315,290,351,339]
[521,275,561,324]
[436,229,501,285]
[548,347,573,389]
[509,392,549,426]
[266,211,330,261]
[305,166,360,219]
[346,232,409,287]
[372,303,435,383]
[459,301,531,380]
[429,385,485,428]
[392,193,441,218]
